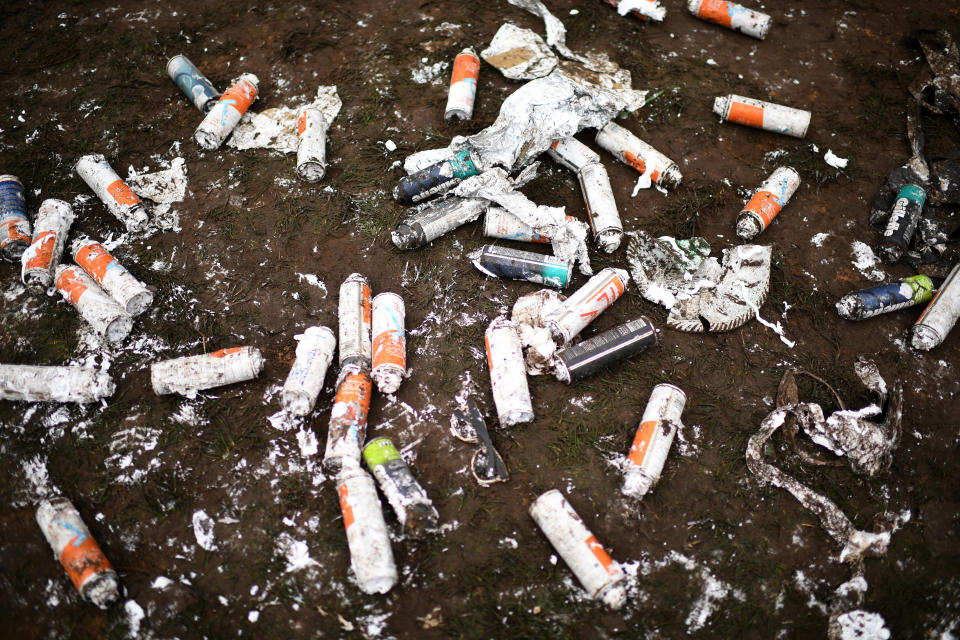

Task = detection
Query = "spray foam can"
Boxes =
[194,73,259,150]
[836,276,935,321]
[578,162,623,253]
[595,122,682,188]
[445,48,480,121]
[74,154,149,232]
[547,138,601,173]
[281,326,336,416]
[55,265,133,343]
[323,364,373,473]
[371,293,406,394]
[545,267,629,345]
[391,196,488,250]
[911,262,960,351]
[21,199,75,290]
[483,207,574,244]
[72,238,153,316]
[713,94,811,138]
[471,244,572,289]
[623,384,686,498]
[336,460,398,594]
[484,316,534,426]
[687,0,771,40]
[735,167,801,240]
[392,150,480,205]
[878,184,926,264]
[0,365,115,403]
[363,437,439,535]
[296,105,332,182]
[338,273,372,368]
[0,174,31,262]
[166,54,220,113]
[151,346,265,396]
[554,316,658,383]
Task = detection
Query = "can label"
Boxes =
[696,0,735,27]
[23,231,56,271]
[627,420,660,465]
[728,100,764,127]
[473,245,572,288]
[0,176,28,221]
[22,199,75,290]
[73,239,153,315]
[714,95,810,138]
[338,482,356,531]
[332,371,373,424]
[106,180,141,207]
[881,184,926,247]
[595,122,680,187]
[556,316,657,382]
[167,55,220,112]
[60,533,113,591]
[57,266,90,305]
[585,535,618,575]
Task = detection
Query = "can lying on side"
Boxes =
[392,150,481,205]
[471,244,573,289]
[363,437,439,535]
[151,346,265,396]
[336,460,398,594]
[687,0,771,40]
[323,363,374,473]
[735,167,801,240]
[392,196,489,250]
[74,154,149,232]
[483,207,573,244]
[911,262,960,351]
[72,238,154,316]
[623,383,686,498]
[166,54,220,113]
[338,273,372,368]
[0,364,115,403]
[595,122,682,188]
[194,73,259,150]
[713,94,811,138]
[554,316,658,383]
[21,199,75,290]
[281,326,336,416]
[55,265,134,343]
[545,267,629,345]
[836,276,935,321]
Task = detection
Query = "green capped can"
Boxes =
[836,275,935,321]
[878,184,926,264]
[362,438,439,535]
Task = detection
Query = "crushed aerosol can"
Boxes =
[836,276,935,321]
[338,273,372,368]
[878,184,926,264]
[547,137,601,173]
[371,293,407,394]
[392,150,481,205]
[713,94,811,138]
[296,105,332,182]
[554,316,658,383]
[391,196,488,250]
[151,346,265,396]
[577,162,623,253]
[0,364,115,403]
[36,496,120,609]
[323,363,373,472]
[55,265,133,343]
[623,384,686,498]
[281,326,336,416]
[21,199,75,290]
[687,0,771,40]
[336,460,398,594]
[484,316,534,426]
[911,262,960,351]
[445,48,480,121]
[529,489,626,609]
[735,167,801,240]
[0,174,31,262]
[545,267,629,345]
[362,437,439,534]
[483,207,574,244]
[194,73,259,150]
[602,0,667,22]
[595,122,681,188]
[166,54,220,113]
[471,244,573,288]
[72,238,153,316]
[74,154,149,232]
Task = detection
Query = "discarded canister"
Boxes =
[713,94,811,138]
[36,496,120,609]
[296,105,333,182]
[595,122,682,188]
[55,265,133,343]
[151,346,265,396]
[554,316,658,383]
[72,238,153,316]
[878,184,926,264]
[623,383,686,498]
[445,48,480,121]
[74,154,149,232]
[484,316,534,426]
[371,293,406,394]
[471,244,573,288]
[687,0,771,40]
[529,489,626,609]
[392,150,481,205]
[323,363,373,472]
[735,167,801,240]
[836,276,935,321]
[0,174,31,262]
[166,54,220,113]
[21,199,75,290]
[0,364,115,403]
[194,73,259,150]
[336,460,398,594]
[578,162,623,253]
[362,437,439,534]
[545,267,629,345]
[281,326,336,416]
[547,138,601,173]
[602,0,667,22]
[391,196,488,250]
[483,207,575,244]
[911,262,960,351]
[338,273,372,368]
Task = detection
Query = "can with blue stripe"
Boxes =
[878,184,926,264]
[836,275,935,321]
[392,149,480,205]
[471,244,572,288]
[166,55,220,113]
[0,174,31,262]
[554,316,658,383]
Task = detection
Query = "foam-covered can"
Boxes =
[72,238,153,316]
[281,326,336,416]
[362,437,439,535]
[371,293,406,394]
[0,174,31,261]
[735,167,801,240]
[36,497,120,609]
[74,154,148,232]
[547,138,601,173]
[55,265,133,343]
[0,365,115,403]
[595,122,681,188]
[545,267,629,345]
[878,184,926,264]
[687,0,771,40]
[338,273,372,368]
[194,73,259,150]
[151,346,264,396]
[392,196,488,250]
[296,105,331,182]
[554,316,658,383]
[836,276,935,321]
[336,461,398,594]
[623,384,686,498]
[529,490,626,609]
[577,162,623,253]
[911,262,960,351]
[483,208,575,244]
[323,364,373,473]
[21,199,75,290]
[713,94,811,138]
[602,0,667,22]
[485,316,534,426]
[392,150,481,205]
[166,54,220,113]
[471,244,573,288]
[445,48,480,121]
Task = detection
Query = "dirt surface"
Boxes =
[1,0,959,638]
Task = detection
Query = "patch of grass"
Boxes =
[645,181,736,237]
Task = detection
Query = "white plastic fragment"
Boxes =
[0,364,115,403]
[613,0,667,22]
[281,326,336,416]
[151,346,265,396]
[484,316,534,426]
[824,149,849,169]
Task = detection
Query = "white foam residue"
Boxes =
[296,427,318,457]
[833,610,890,640]
[123,600,145,638]
[824,149,849,169]
[811,232,829,247]
[631,173,652,197]
[295,272,328,297]
[151,576,173,590]
[411,59,449,84]
[192,509,217,551]
[850,241,885,281]
[275,532,319,572]
[685,569,732,632]
[22,456,55,499]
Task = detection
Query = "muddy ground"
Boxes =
[1,0,959,638]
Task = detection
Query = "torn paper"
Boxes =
[127,157,187,203]
[511,289,566,375]
[227,86,341,153]
[481,23,557,80]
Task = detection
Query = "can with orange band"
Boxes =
[713,94,811,138]
[736,166,801,240]
[72,238,153,315]
[194,73,259,150]
[595,121,682,188]
[687,0,771,40]
[74,154,149,232]
[545,267,629,345]
[296,105,330,182]
[371,292,406,394]
[485,316,534,426]
[323,363,374,472]
[338,273,373,368]
[623,383,686,498]
[21,199,75,290]
[445,47,480,121]
[336,459,397,594]
[150,346,265,396]
[55,265,133,343]
[483,207,575,244]
[0,174,31,262]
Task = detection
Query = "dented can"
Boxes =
[713,94,811,138]
[484,316,534,426]
[529,489,626,609]
[323,364,374,472]
[595,122,681,188]
[578,162,623,253]
[336,460,398,594]
[0,364,115,403]
[194,73,259,150]
[735,166,801,240]
[623,383,686,498]
[554,316,658,383]
[483,207,575,244]
[166,54,220,113]
[281,326,336,416]
[36,497,120,609]
[362,437,439,534]
[296,105,331,182]
[72,238,153,316]
[471,244,572,288]
[836,276,935,321]
[151,346,265,396]
[391,196,487,250]
[338,273,372,368]
[392,149,481,205]
[545,267,630,345]
[371,293,406,394]
[0,174,31,262]
[21,199,75,290]
[547,137,601,173]
[602,0,667,22]
[878,184,926,264]
[445,48,480,121]
[74,154,149,232]
[687,0,771,40]
[911,262,960,351]
[55,265,133,343]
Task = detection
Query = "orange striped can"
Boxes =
[21,199,75,289]
[713,94,811,138]
[74,154,149,231]
[624,384,686,498]
[323,363,374,472]
[150,346,265,396]
[55,265,133,343]
[687,0,771,40]
[194,73,259,150]
[545,267,629,344]
[336,461,398,593]
[72,238,153,315]
[594,121,682,188]
[371,292,406,394]
[736,167,801,239]
[445,47,480,121]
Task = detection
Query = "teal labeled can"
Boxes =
[362,438,439,535]
[470,244,573,288]
[878,184,926,264]
[836,275,935,321]
[392,149,480,205]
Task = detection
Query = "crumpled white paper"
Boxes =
[127,157,187,203]
[227,86,341,153]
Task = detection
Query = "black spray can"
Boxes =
[392,150,480,205]
[554,316,658,383]
[878,184,926,264]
